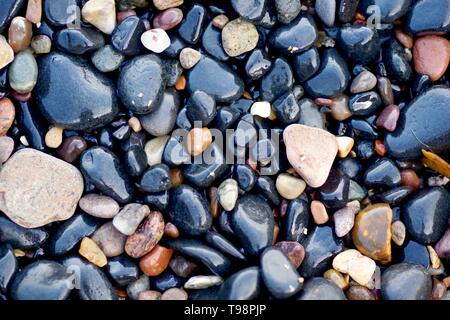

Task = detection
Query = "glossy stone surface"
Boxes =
[0,0,26,33]
[80,147,134,203]
[178,4,206,44]
[35,52,118,131]
[218,267,260,300]
[0,244,18,293]
[359,0,412,23]
[167,185,211,236]
[291,47,320,82]
[318,169,350,209]
[111,16,146,56]
[405,0,450,34]
[55,28,105,55]
[231,195,274,256]
[385,86,450,159]
[0,216,48,249]
[337,25,381,65]
[297,278,346,300]
[231,0,267,22]
[383,39,413,83]
[106,256,139,286]
[352,204,392,264]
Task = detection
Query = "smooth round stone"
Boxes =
[376,104,400,132]
[186,90,216,126]
[139,290,162,300]
[333,205,356,237]
[0,97,15,136]
[0,136,14,163]
[333,249,376,286]
[80,147,134,204]
[153,8,183,30]
[217,179,239,211]
[0,216,48,249]
[145,135,169,166]
[405,0,450,34]
[44,0,77,27]
[107,256,139,286]
[186,127,213,156]
[8,50,37,94]
[0,244,17,293]
[152,0,182,10]
[222,18,258,57]
[233,164,256,192]
[61,256,117,300]
[126,275,150,300]
[113,203,150,236]
[231,195,274,256]
[179,47,202,69]
[150,270,183,292]
[349,91,382,116]
[231,0,267,22]
[383,39,413,82]
[296,278,346,300]
[79,236,107,267]
[359,0,412,23]
[346,285,375,300]
[315,0,336,26]
[363,158,401,188]
[275,0,301,24]
[187,56,244,103]
[336,25,380,65]
[381,263,432,300]
[352,204,392,264]
[218,267,260,300]
[167,185,212,236]
[140,245,173,276]
[48,213,100,256]
[304,49,350,99]
[11,261,72,300]
[0,149,83,228]
[329,94,351,121]
[291,47,320,82]
[167,239,233,277]
[275,173,306,200]
[111,16,146,56]
[297,98,326,129]
[140,164,172,193]
[377,76,394,106]
[55,28,105,55]
[413,35,450,82]
[272,92,300,124]
[350,71,377,94]
[391,220,406,246]
[118,54,165,114]
[385,86,450,159]
[91,45,125,73]
[205,230,247,261]
[169,255,198,278]
[260,247,302,299]
[79,194,119,219]
[161,288,188,300]
[92,222,127,258]
[0,35,14,70]
[125,211,165,258]
[57,136,87,163]
[8,16,32,53]
[269,15,318,55]
[35,52,118,130]
[403,187,450,244]
[245,49,271,80]
[184,275,223,290]
[82,0,116,34]
[282,198,309,243]
[141,29,171,54]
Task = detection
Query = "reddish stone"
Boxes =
[395,29,413,49]
[117,10,136,23]
[376,104,400,132]
[11,91,31,102]
[139,244,173,276]
[0,98,15,136]
[274,241,305,268]
[280,199,289,219]
[413,35,450,81]
[164,222,179,238]
[153,8,183,30]
[400,169,420,192]
[374,140,386,156]
[138,290,162,300]
[314,97,333,107]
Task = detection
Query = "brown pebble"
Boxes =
[242,91,252,100]
[413,35,450,82]
[169,255,198,278]
[57,136,88,163]
[272,223,280,245]
[138,290,162,300]
[376,104,400,132]
[377,77,394,106]
[273,241,305,268]
[117,10,136,23]
[125,211,165,258]
[187,127,212,156]
[175,74,186,90]
[153,0,184,11]
[0,97,15,136]
[394,29,413,49]
[400,169,420,192]
[374,139,386,156]
[208,186,220,219]
[26,0,42,25]
[153,8,183,30]
[346,285,375,300]
[8,17,32,53]
[212,14,229,29]
[161,288,188,300]
[311,200,329,224]
[45,126,64,148]
[164,222,180,238]
[139,244,173,276]
[171,168,184,187]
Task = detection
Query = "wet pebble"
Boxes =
[113,204,150,236]
[92,222,127,258]
[106,256,139,286]
[91,45,125,73]
[140,245,173,276]
[297,278,346,300]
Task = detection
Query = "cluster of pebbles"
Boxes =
[0,0,450,300]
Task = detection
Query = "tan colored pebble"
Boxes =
[311,200,329,224]
[391,220,406,246]
[212,14,229,29]
[128,116,142,132]
[30,34,51,54]
[79,193,120,219]
[250,101,272,118]
[44,126,64,148]
[13,249,26,257]
[0,35,14,69]
[330,95,351,121]
[92,222,127,258]
[332,249,376,286]
[187,127,212,156]
[8,17,32,53]
[153,0,184,10]
[79,237,108,267]
[161,288,188,300]
[179,47,202,69]
[222,18,259,57]
[26,0,42,25]
[336,136,354,158]
[275,173,306,200]
[427,245,441,270]
[82,0,117,34]
[144,135,169,166]
[164,222,180,238]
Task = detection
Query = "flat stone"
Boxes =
[0,149,83,228]
[275,173,306,200]
[79,237,107,268]
[82,0,117,35]
[333,249,376,286]
[8,50,37,94]
[413,35,450,82]
[92,222,127,258]
[283,124,338,188]
[79,194,120,219]
[222,18,258,57]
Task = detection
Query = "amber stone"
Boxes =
[352,203,392,264]
[164,222,179,238]
[374,139,386,156]
[57,136,88,163]
[175,74,186,90]
[400,169,420,192]
[171,168,184,187]
[79,237,108,267]
[186,127,212,156]
[8,17,32,53]
[208,186,219,219]
[0,97,15,136]
[346,285,375,300]
[139,244,173,276]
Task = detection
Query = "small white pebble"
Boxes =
[141,29,171,53]
[45,126,64,149]
[250,101,272,118]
